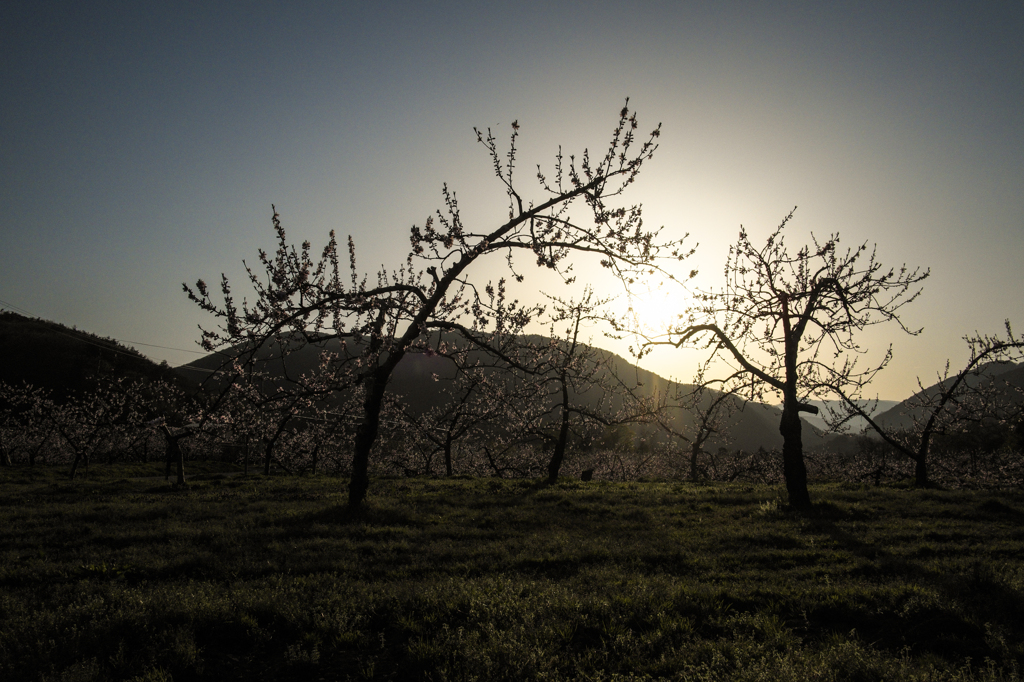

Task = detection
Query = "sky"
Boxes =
[2,0,1022,401]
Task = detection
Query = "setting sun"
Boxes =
[624,284,687,336]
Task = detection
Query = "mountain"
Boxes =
[870,361,1024,432]
[788,399,902,434]
[0,311,188,400]
[176,334,832,453]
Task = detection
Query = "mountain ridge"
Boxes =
[176,333,834,453]
[0,311,189,399]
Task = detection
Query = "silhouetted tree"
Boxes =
[647,210,928,508]
[536,287,656,483]
[186,103,690,507]
[831,321,1024,486]
[0,382,55,467]
[655,363,743,481]
[399,329,533,477]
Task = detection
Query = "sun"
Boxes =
[624,285,687,335]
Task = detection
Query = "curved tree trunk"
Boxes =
[779,300,812,510]
[264,418,291,476]
[29,427,53,467]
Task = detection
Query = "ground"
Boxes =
[1,465,1022,681]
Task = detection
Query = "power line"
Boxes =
[0,297,208,359]
[0,298,35,317]
[118,339,207,355]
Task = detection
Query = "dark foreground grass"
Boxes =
[2,467,1023,681]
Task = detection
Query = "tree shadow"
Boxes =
[806,515,1024,667]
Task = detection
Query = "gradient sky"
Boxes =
[2,1,1022,400]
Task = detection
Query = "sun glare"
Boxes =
[625,285,687,336]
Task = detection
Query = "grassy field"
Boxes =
[1,466,1023,681]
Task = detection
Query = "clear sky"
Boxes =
[2,1,1022,400]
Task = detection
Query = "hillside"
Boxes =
[0,309,839,452]
[871,360,1024,431]
[0,311,189,400]
[788,399,902,434]
[177,334,832,453]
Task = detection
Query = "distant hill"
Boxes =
[177,334,833,453]
[785,399,902,434]
[0,311,188,400]
[870,361,1024,432]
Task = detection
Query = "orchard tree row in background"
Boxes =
[181,103,1023,508]
[2,103,1022,507]
[1,346,1022,490]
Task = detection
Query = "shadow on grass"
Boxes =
[977,498,1024,518]
[806,513,1024,667]
[297,502,419,527]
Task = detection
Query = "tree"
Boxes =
[53,378,154,479]
[0,382,56,467]
[655,363,743,482]
[648,210,928,508]
[535,287,656,483]
[187,103,690,507]
[398,330,531,477]
[830,321,1024,487]
[402,367,490,477]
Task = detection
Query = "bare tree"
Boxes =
[830,321,1024,487]
[402,368,490,477]
[186,103,690,507]
[53,379,156,479]
[645,210,928,508]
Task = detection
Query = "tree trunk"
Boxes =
[914,456,928,487]
[779,301,812,509]
[175,438,185,486]
[69,450,84,480]
[161,426,186,486]
[917,432,933,485]
[264,418,291,476]
[444,440,453,478]
[689,442,700,482]
[779,401,812,509]
[30,427,54,467]
[349,375,386,508]
[546,381,571,484]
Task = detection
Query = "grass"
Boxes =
[1,466,1023,681]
